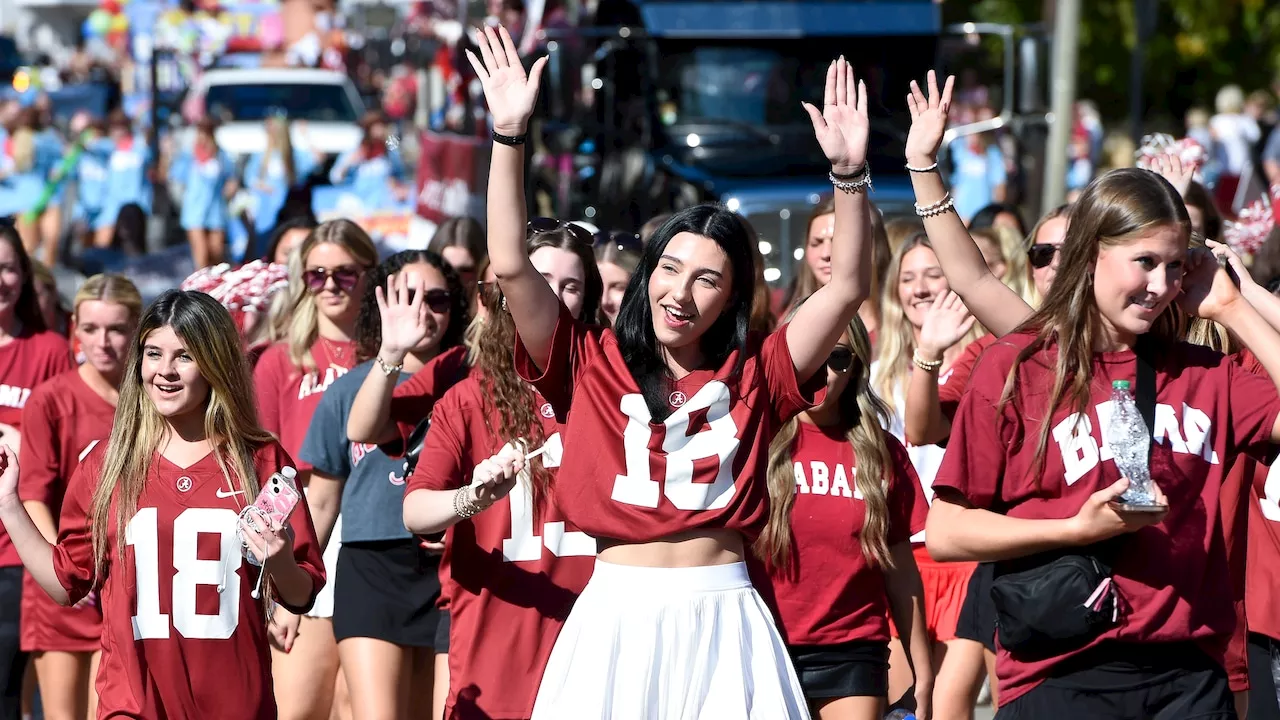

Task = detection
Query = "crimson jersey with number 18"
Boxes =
[408,372,594,719]
[17,370,115,652]
[51,441,326,719]
[514,304,824,543]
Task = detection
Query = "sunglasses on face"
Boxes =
[826,346,855,373]
[415,288,453,313]
[304,266,364,293]
[1027,244,1060,270]
[593,230,643,253]
[528,217,593,246]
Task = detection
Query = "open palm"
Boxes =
[905,70,956,166]
[803,57,869,175]
[465,25,548,135]
[375,272,429,359]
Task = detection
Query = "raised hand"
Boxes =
[1178,244,1243,322]
[1152,153,1194,198]
[905,70,956,167]
[464,25,548,136]
[802,57,869,175]
[917,291,976,360]
[1206,238,1258,292]
[374,271,430,364]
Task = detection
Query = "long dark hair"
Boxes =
[614,205,756,420]
[0,224,47,333]
[356,250,469,362]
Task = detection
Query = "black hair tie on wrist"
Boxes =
[492,130,527,147]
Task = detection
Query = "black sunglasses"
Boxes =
[528,217,593,246]
[593,230,643,253]
[1027,243,1059,270]
[826,346,855,373]
[304,266,364,293]
[414,288,453,313]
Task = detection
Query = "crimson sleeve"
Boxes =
[51,450,100,604]
[513,302,600,416]
[931,371,1011,510]
[1224,358,1280,463]
[266,444,326,614]
[17,384,61,507]
[885,435,929,544]
[937,340,983,420]
[252,346,285,437]
[405,393,468,493]
[760,324,828,424]
[383,346,469,457]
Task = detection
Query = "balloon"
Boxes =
[110,13,128,32]
[87,9,112,35]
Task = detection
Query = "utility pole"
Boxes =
[1042,0,1081,209]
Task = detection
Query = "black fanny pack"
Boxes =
[989,339,1156,658]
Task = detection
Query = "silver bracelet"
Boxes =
[914,193,955,218]
[828,167,873,194]
[453,486,483,518]
[905,160,940,173]
[375,354,403,377]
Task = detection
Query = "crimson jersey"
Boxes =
[17,370,115,652]
[0,329,75,565]
[936,333,998,421]
[384,345,470,453]
[51,441,325,719]
[409,372,594,719]
[754,422,927,646]
[514,305,824,543]
[934,334,1280,706]
[253,340,356,472]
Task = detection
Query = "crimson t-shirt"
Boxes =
[937,333,999,421]
[408,373,594,719]
[756,422,928,646]
[52,441,326,719]
[933,334,1280,706]
[0,329,75,565]
[514,304,825,544]
[17,370,115,652]
[383,345,471,454]
[253,340,356,473]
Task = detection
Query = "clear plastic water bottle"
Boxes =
[884,710,916,720]
[1107,380,1154,505]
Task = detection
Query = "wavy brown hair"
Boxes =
[756,305,896,570]
[997,169,1190,487]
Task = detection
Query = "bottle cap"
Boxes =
[1112,380,1131,390]
[280,466,297,480]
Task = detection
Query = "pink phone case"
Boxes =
[252,475,301,528]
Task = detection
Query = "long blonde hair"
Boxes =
[91,291,276,591]
[285,220,378,371]
[73,274,143,320]
[873,235,981,402]
[997,168,1191,487]
[261,117,297,185]
[757,306,897,569]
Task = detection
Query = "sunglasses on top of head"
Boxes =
[304,266,364,294]
[528,217,593,246]
[1027,243,1060,270]
[826,346,855,373]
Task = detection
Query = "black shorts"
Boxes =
[789,640,889,700]
[1248,632,1280,720]
[997,642,1234,720]
[955,561,997,652]
[332,539,443,648]
[0,566,25,720]
[434,609,450,653]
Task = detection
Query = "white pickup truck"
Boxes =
[185,67,366,158]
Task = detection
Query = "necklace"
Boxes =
[319,336,351,366]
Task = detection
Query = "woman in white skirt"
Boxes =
[463,26,874,718]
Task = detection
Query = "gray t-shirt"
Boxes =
[299,360,413,543]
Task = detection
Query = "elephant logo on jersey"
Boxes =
[611,380,740,511]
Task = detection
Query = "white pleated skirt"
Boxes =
[531,560,811,720]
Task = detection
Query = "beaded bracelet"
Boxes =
[828,166,873,194]
[914,193,956,218]
[454,486,483,519]
[912,348,944,372]
[905,161,940,173]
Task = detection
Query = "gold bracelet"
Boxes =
[912,348,944,373]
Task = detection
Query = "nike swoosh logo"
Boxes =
[215,488,244,499]
[78,440,99,463]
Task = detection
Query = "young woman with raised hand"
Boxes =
[396,223,600,720]
[465,26,872,717]
[17,274,140,720]
[754,307,933,720]
[0,289,325,718]
[0,225,74,718]
[924,158,1280,717]
[299,250,468,720]
[253,218,377,720]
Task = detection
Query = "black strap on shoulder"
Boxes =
[1134,335,1157,434]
